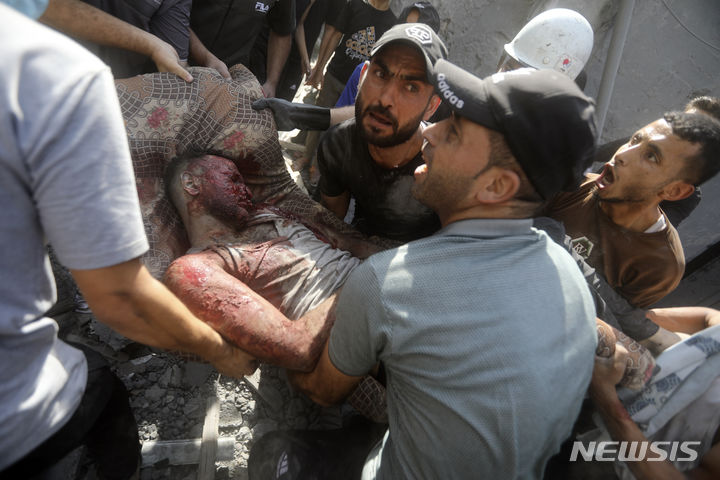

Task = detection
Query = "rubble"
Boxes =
[55,306,332,479]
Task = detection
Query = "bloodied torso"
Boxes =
[193,213,361,320]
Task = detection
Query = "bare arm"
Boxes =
[591,345,720,479]
[638,307,720,355]
[646,307,720,334]
[321,191,351,221]
[294,0,316,78]
[71,258,256,377]
[289,339,365,406]
[163,251,338,371]
[262,30,293,97]
[295,23,311,78]
[188,28,230,79]
[39,0,193,82]
[330,105,355,125]
[306,24,342,89]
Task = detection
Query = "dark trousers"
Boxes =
[0,347,140,480]
[248,416,387,480]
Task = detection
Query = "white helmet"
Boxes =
[503,8,593,80]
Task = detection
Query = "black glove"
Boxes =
[252,98,331,131]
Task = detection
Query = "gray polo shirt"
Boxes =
[330,218,597,479]
[0,7,148,468]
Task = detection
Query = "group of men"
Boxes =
[27,0,407,102]
[3,2,720,480]
[249,20,720,478]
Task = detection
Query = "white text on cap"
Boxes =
[436,73,465,109]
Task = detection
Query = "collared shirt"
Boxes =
[329,217,597,479]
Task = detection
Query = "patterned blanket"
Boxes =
[115,65,355,278]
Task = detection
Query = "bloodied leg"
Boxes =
[164,250,339,372]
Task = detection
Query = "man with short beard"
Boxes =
[291,64,599,479]
[547,112,720,309]
[315,23,447,242]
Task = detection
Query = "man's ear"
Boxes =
[474,168,520,204]
[659,180,695,201]
[180,171,200,196]
[423,94,442,121]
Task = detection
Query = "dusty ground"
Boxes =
[52,298,340,480]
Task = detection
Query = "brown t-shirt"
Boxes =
[547,178,684,308]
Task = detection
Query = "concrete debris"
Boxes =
[141,437,235,467]
[182,361,215,387]
[131,354,155,366]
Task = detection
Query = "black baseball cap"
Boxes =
[370,23,448,82]
[432,59,597,199]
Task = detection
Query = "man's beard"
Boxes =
[412,164,474,214]
[595,193,647,204]
[355,91,426,147]
[204,194,252,227]
[593,184,659,205]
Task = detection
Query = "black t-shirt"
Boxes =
[251,0,343,85]
[301,0,345,53]
[317,119,440,242]
[326,0,396,83]
[275,0,345,98]
[81,0,192,78]
[191,0,295,68]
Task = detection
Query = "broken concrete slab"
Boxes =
[141,438,234,467]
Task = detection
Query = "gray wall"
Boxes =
[398,0,720,142]
[393,0,720,258]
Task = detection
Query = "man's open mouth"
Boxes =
[596,163,616,189]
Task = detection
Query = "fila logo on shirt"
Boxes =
[405,24,433,44]
[255,1,270,14]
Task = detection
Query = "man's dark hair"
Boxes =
[664,110,720,186]
[484,129,544,210]
[686,96,720,122]
[400,2,441,33]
